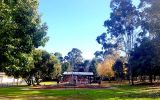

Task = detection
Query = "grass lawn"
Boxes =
[40,81,57,85]
[0,84,160,100]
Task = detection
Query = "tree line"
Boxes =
[95,0,160,85]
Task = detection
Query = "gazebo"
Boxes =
[61,72,94,85]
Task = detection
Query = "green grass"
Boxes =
[40,81,57,85]
[0,84,160,100]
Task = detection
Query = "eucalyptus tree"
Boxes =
[64,48,83,71]
[139,0,160,36]
[83,60,90,72]
[89,59,98,75]
[94,50,104,63]
[104,0,142,55]
[96,0,148,84]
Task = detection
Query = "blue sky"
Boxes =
[39,0,139,60]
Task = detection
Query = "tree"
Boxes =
[104,0,142,53]
[97,52,119,81]
[96,0,149,84]
[23,50,61,85]
[96,0,147,59]
[89,59,97,75]
[40,51,61,80]
[96,32,120,58]
[139,0,160,36]
[61,62,70,74]
[0,0,48,80]
[54,52,70,74]
[54,52,63,63]
[64,48,83,71]
[125,0,160,84]
[128,37,157,84]
[29,49,42,85]
[94,51,104,63]
[50,55,61,79]
[82,60,90,72]
[97,55,115,81]
[113,58,124,81]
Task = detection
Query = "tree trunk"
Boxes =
[108,78,111,83]
[149,75,153,84]
[35,77,40,85]
[154,75,156,81]
[25,79,31,86]
[17,79,19,86]
[128,75,131,84]
[31,78,36,86]
[131,75,134,85]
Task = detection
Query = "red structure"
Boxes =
[61,72,94,85]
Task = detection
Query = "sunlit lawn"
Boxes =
[0,83,160,100]
[40,81,57,85]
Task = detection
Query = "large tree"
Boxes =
[96,0,148,84]
[113,58,124,81]
[139,0,160,36]
[124,0,160,85]
[97,52,119,81]
[24,50,61,86]
[54,52,63,63]
[129,36,160,84]
[97,55,115,80]
[96,0,147,60]
[104,0,142,54]
[94,50,104,63]
[64,48,83,71]
[0,0,48,79]
[88,59,97,75]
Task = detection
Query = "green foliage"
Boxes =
[113,58,124,80]
[61,62,70,74]
[89,59,97,75]
[64,48,83,71]
[36,50,61,79]
[94,51,104,63]
[128,37,160,83]
[0,0,48,78]
[54,52,63,63]
[139,0,160,36]
[97,0,142,56]
[23,49,61,85]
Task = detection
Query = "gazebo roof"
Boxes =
[63,72,94,76]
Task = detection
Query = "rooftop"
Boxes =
[63,72,94,76]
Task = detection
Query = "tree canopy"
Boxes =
[64,48,83,72]
[0,0,48,83]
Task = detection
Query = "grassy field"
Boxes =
[40,81,57,85]
[0,83,160,100]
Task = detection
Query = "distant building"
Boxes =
[62,72,94,85]
[0,72,23,84]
